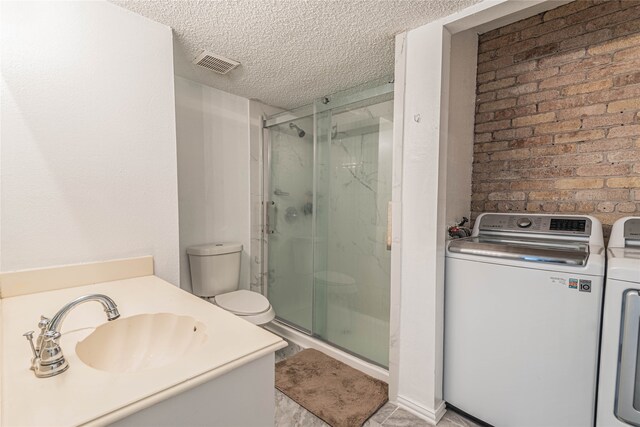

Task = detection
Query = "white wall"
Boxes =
[1,1,180,284]
[174,77,250,292]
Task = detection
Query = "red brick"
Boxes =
[497,83,538,100]
[607,177,640,188]
[513,112,556,128]
[582,112,636,129]
[565,1,622,26]
[589,60,640,80]
[556,104,607,120]
[489,148,531,161]
[528,191,574,201]
[561,29,614,51]
[474,132,493,143]
[608,124,640,138]
[576,163,631,176]
[614,71,640,86]
[478,98,517,113]
[613,17,640,37]
[478,77,516,93]
[479,28,501,43]
[585,5,640,31]
[534,119,582,135]
[588,33,640,55]
[495,39,538,59]
[527,167,575,179]
[508,135,554,149]
[539,72,587,90]
[488,191,526,201]
[494,105,537,120]
[575,189,630,201]
[538,95,589,112]
[562,79,612,96]
[475,112,495,124]
[517,67,559,84]
[543,1,596,22]
[474,141,510,153]
[495,61,537,79]
[479,32,522,54]
[607,150,640,162]
[478,55,515,73]
[510,180,554,190]
[538,49,586,68]
[552,153,604,166]
[521,18,568,39]
[475,120,512,133]
[559,55,612,74]
[531,144,577,157]
[499,14,544,36]
[517,90,560,106]
[476,92,496,104]
[477,71,496,84]
[578,138,632,152]
[555,178,604,189]
[617,202,638,213]
[555,129,606,144]
[607,98,640,113]
[514,43,560,63]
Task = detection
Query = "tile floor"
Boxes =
[274,342,481,427]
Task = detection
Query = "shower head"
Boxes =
[289,122,306,138]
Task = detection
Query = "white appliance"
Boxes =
[444,213,605,426]
[598,217,640,427]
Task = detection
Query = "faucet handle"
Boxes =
[38,316,50,330]
[23,330,38,368]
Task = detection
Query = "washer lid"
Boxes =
[215,290,270,315]
[607,248,640,283]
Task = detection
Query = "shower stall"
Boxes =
[262,82,393,369]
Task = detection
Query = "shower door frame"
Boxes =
[261,81,395,350]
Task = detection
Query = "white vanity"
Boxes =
[0,256,286,426]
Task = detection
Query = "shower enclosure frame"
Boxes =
[261,82,394,380]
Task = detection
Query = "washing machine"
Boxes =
[444,213,606,426]
[598,216,640,427]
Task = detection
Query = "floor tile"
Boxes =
[437,409,482,427]
[275,389,328,427]
[369,402,398,424]
[380,408,432,427]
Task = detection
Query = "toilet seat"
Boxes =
[214,290,275,325]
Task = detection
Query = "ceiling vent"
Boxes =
[192,51,240,75]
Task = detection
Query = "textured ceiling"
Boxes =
[111,0,481,109]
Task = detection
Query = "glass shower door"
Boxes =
[264,85,393,368]
[313,99,393,367]
[265,117,315,333]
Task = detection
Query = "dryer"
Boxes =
[598,217,640,427]
[444,213,606,426]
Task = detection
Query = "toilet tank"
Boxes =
[186,242,242,297]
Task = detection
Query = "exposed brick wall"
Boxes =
[472,0,640,234]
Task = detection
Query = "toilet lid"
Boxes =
[215,290,271,315]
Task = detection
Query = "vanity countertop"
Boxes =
[1,273,285,426]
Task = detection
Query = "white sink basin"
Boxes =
[76,313,207,373]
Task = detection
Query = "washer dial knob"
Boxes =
[517,217,532,228]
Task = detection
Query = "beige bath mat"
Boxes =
[275,348,388,427]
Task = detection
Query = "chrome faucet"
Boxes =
[23,294,120,378]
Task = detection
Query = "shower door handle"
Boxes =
[386,201,392,250]
[265,201,276,234]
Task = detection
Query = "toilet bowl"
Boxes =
[214,290,275,325]
[186,243,275,325]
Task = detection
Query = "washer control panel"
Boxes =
[624,218,640,241]
[479,214,592,236]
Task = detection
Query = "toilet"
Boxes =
[186,242,275,325]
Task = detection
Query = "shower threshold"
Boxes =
[265,319,389,383]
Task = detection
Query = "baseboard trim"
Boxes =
[396,395,446,425]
